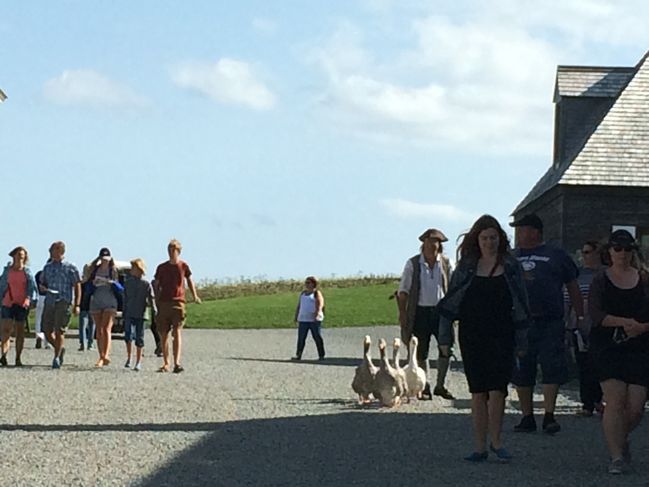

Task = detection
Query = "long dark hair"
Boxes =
[457,214,511,264]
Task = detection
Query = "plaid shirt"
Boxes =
[42,260,81,305]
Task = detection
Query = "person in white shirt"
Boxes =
[398,228,455,400]
[291,276,325,361]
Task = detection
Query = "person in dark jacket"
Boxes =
[438,215,530,462]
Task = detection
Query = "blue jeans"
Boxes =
[296,321,325,359]
[124,318,145,348]
[78,311,95,347]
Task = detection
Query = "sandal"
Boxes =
[157,365,169,373]
[173,365,185,374]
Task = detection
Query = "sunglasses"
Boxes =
[612,245,634,253]
[581,250,593,255]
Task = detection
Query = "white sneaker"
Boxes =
[134,362,142,371]
[124,360,131,368]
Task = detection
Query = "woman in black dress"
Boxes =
[588,229,649,475]
[438,215,530,462]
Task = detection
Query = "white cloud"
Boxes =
[171,58,276,110]
[42,69,148,109]
[252,17,277,35]
[381,198,476,222]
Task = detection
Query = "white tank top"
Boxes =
[297,292,324,322]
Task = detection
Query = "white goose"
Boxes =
[351,335,378,404]
[392,338,408,402]
[403,336,427,399]
[373,338,401,407]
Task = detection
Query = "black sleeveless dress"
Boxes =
[458,274,515,394]
[590,274,649,386]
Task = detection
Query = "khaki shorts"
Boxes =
[43,301,72,334]
[156,301,186,333]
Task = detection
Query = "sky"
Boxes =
[1,0,649,282]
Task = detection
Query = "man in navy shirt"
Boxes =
[510,214,584,434]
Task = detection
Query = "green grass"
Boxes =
[186,282,399,329]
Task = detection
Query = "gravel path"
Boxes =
[0,326,647,486]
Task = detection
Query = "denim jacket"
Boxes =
[437,254,531,352]
[0,264,38,306]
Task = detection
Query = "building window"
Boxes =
[612,225,636,238]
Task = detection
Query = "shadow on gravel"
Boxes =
[228,356,465,370]
[132,412,647,487]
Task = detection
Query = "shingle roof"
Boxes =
[555,66,634,100]
[514,51,649,213]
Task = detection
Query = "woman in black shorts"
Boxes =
[438,215,530,463]
[588,229,649,475]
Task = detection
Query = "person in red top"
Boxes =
[154,239,201,373]
[0,247,38,366]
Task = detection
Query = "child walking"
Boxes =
[123,259,156,371]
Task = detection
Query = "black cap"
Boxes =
[419,228,448,242]
[609,230,638,248]
[510,213,543,232]
[98,247,111,257]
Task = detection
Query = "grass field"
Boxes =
[185,282,400,329]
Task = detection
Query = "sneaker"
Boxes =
[15,358,23,367]
[490,444,513,462]
[0,355,7,367]
[124,360,131,368]
[464,451,488,462]
[134,362,142,371]
[514,415,537,433]
[52,358,61,369]
[607,458,625,475]
[59,347,66,366]
[45,342,52,350]
[78,344,85,352]
[542,413,561,434]
[35,338,42,349]
[318,356,326,361]
[290,356,302,361]
[88,343,96,351]
[154,346,162,357]
[433,386,456,400]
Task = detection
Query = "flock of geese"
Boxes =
[352,335,427,407]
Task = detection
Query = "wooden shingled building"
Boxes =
[513,51,649,255]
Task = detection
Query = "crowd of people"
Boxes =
[393,213,648,475]
[0,239,200,374]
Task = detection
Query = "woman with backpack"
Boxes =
[291,276,326,361]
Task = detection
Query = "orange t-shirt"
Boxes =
[2,269,28,308]
[154,260,192,302]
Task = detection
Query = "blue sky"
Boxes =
[1,0,648,282]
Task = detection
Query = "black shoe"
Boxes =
[290,355,302,361]
[420,383,433,400]
[318,356,326,361]
[514,415,537,433]
[542,413,561,434]
[35,338,42,349]
[172,365,184,374]
[15,358,23,367]
[0,355,7,367]
[154,346,163,357]
[433,386,456,400]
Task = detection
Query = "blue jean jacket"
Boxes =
[437,254,531,352]
[0,264,38,306]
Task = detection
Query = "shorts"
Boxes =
[42,300,72,334]
[156,301,186,333]
[594,346,649,388]
[512,318,568,387]
[1,305,29,322]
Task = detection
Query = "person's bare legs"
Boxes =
[601,379,627,460]
[543,384,559,414]
[471,393,488,452]
[0,319,12,358]
[488,390,506,449]
[625,385,648,439]
[136,346,143,365]
[14,320,25,363]
[125,340,132,363]
[104,311,115,362]
[172,325,182,367]
[516,386,534,416]
[92,312,104,364]
[160,327,170,370]
[54,330,64,358]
